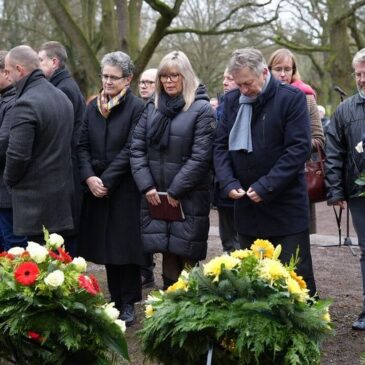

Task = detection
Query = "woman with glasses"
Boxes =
[268,48,324,234]
[77,51,145,326]
[131,51,215,289]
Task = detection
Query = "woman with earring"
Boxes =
[130,51,215,289]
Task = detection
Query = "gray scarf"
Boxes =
[229,73,271,152]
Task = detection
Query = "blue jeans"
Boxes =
[0,208,27,251]
[348,198,365,308]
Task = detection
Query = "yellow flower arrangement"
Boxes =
[203,255,241,282]
[290,270,307,290]
[259,257,289,284]
[145,304,155,318]
[251,239,275,259]
[230,249,253,260]
[166,277,189,293]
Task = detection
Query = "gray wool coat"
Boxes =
[4,69,75,236]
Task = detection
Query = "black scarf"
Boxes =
[148,92,185,150]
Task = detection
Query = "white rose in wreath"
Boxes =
[26,241,48,263]
[114,319,126,333]
[103,302,120,321]
[72,257,87,272]
[44,270,65,288]
[48,233,64,249]
[355,141,364,153]
[8,247,25,256]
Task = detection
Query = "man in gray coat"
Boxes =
[3,45,74,240]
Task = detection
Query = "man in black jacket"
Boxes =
[0,50,27,251]
[325,48,365,330]
[38,41,86,256]
[3,45,74,241]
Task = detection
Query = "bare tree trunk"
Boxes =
[115,0,129,53]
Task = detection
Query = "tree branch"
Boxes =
[333,0,365,24]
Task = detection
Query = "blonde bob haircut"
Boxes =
[155,51,199,111]
[267,48,301,82]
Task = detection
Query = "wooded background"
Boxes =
[2,0,365,111]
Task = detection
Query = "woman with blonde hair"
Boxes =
[268,48,325,233]
[131,51,215,288]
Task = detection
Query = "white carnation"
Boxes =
[114,319,126,333]
[8,247,25,256]
[355,141,364,153]
[44,270,65,288]
[48,233,64,249]
[72,257,87,272]
[103,302,120,321]
[26,241,48,263]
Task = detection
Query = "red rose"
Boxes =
[27,331,43,342]
[14,262,40,286]
[78,274,101,295]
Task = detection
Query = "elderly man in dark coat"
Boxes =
[214,48,316,296]
[2,45,74,240]
[38,41,86,256]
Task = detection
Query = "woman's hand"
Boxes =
[167,194,179,208]
[146,188,161,206]
[86,176,108,198]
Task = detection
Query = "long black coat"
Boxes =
[130,87,215,261]
[0,85,16,208]
[77,89,145,265]
[4,69,74,236]
[50,67,86,232]
[214,76,311,237]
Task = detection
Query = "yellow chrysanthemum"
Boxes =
[166,277,189,293]
[145,304,155,318]
[231,249,252,260]
[286,277,309,302]
[290,271,307,290]
[259,258,289,284]
[251,239,275,259]
[203,255,241,282]
[323,310,331,323]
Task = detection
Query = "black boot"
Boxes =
[120,304,135,327]
[162,275,176,290]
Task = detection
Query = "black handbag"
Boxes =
[305,141,327,203]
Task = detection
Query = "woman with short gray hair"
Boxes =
[77,51,145,327]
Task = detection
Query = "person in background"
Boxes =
[214,48,316,297]
[0,50,27,251]
[213,68,239,253]
[1,45,74,242]
[268,48,325,235]
[325,48,365,330]
[139,68,157,102]
[318,104,330,134]
[210,97,218,111]
[131,51,215,289]
[38,41,86,257]
[138,67,158,289]
[77,51,144,327]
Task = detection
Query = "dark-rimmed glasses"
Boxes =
[138,80,155,87]
[100,74,124,82]
[159,73,180,83]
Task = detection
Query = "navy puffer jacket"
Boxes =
[130,85,215,260]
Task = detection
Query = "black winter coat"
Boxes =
[0,85,16,208]
[77,89,145,265]
[325,93,365,202]
[4,69,74,236]
[50,67,86,232]
[214,76,311,237]
[130,86,215,261]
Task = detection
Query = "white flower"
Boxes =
[48,233,64,249]
[114,319,126,333]
[72,257,87,272]
[355,141,364,153]
[8,247,25,256]
[103,302,120,321]
[26,241,48,263]
[44,270,65,288]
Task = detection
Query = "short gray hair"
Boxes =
[101,51,134,77]
[8,45,39,72]
[227,48,267,76]
[39,41,68,68]
[352,48,365,68]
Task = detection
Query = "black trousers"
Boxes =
[105,264,142,310]
[217,206,239,252]
[238,229,317,297]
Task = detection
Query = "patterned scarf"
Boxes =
[97,87,127,118]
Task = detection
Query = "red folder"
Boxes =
[148,192,185,221]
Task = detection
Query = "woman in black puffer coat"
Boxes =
[130,51,215,288]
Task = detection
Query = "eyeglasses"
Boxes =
[271,67,293,74]
[100,74,124,82]
[138,80,155,87]
[159,73,180,83]
[353,72,365,79]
